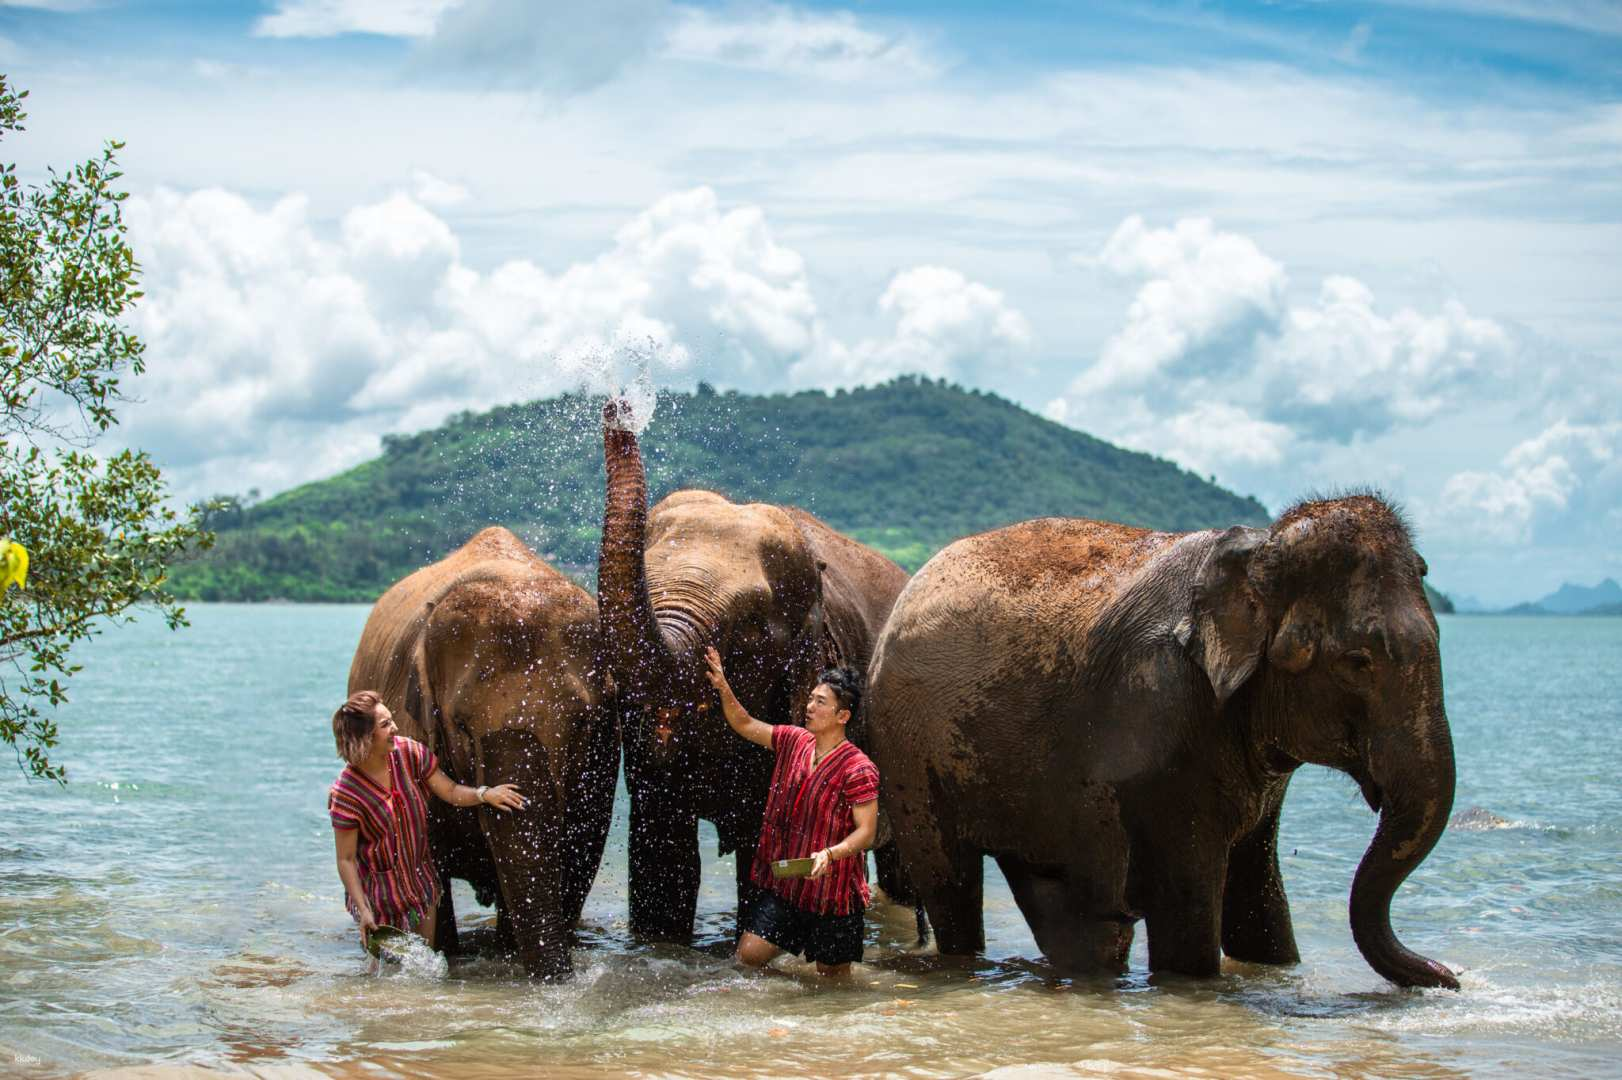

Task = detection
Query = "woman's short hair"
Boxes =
[817,666,862,720]
[333,690,383,764]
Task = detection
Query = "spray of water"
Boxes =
[564,336,672,435]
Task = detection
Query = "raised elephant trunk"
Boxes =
[1348,700,1459,990]
[599,401,683,699]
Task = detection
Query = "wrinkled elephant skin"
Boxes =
[867,495,1459,989]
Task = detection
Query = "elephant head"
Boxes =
[1183,494,1458,990]
[599,399,823,763]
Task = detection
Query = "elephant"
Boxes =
[599,400,910,942]
[347,526,618,979]
[866,493,1459,989]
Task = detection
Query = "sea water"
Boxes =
[1,607,1619,1077]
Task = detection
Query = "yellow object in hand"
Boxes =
[1,541,29,593]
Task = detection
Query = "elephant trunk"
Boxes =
[600,401,681,696]
[1348,696,1459,990]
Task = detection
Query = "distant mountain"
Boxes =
[1424,584,1455,614]
[169,378,1273,602]
[1534,578,1622,614]
[1449,592,1488,614]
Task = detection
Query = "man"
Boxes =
[704,646,879,976]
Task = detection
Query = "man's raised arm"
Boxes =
[704,647,774,748]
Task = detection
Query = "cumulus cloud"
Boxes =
[1051,215,1512,486]
[1075,215,1285,392]
[1264,276,1511,439]
[118,183,1022,500]
[795,266,1030,388]
[1439,421,1622,545]
[666,3,939,81]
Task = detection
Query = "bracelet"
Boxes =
[475,785,488,805]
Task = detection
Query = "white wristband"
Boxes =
[475,785,488,804]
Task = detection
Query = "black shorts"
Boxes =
[743,889,865,966]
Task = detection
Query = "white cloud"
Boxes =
[1077,215,1285,392]
[254,1,933,91]
[254,0,459,38]
[1439,421,1622,545]
[1051,215,1512,485]
[1263,276,1512,439]
[118,183,1018,500]
[0,0,99,10]
[411,169,470,207]
[414,0,674,93]
[1381,0,1622,36]
[795,266,1029,388]
[666,3,939,81]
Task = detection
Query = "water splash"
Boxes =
[565,336,669,435]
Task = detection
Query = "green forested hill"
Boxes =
[170,377,1273,602]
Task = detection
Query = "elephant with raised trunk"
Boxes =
[599,401,909,942]
[348,527,618,979]
[867,494,1458,989]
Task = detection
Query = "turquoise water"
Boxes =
[1,607,1619,1077]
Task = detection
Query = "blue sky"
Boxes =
[2,0,1618,605]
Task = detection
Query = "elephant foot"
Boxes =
[628,908,697,944]
[519,943,574,981]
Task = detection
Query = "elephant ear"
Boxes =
[1180,525,1269,707]
[403,637,438,736]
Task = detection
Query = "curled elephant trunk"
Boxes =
[1348,709,1459,990]
[600,400,680,692]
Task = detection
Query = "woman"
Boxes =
[328,690,524,951]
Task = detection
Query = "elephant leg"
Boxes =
[996,855,1132,974]
[475,735,573,979]
[434,870,460,956]
[733,843,766,941]
[628,765,700,941]
[899,816,983,955]
[559,717,620,926]
[492,855,571,979]
[483,796,571,978]
[1221,787,1300,966]
[1141,855,1226,978]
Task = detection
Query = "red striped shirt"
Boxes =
[328,736,440,925]
[751,725,879,916]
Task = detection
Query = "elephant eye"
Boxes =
[1334,649,1374,679]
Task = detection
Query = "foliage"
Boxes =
[171,377,1272,602]
[0,77,209,781]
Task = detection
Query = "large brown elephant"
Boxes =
[867,494,1459,989]
[347,527,618,978]
[599,401,909,941]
